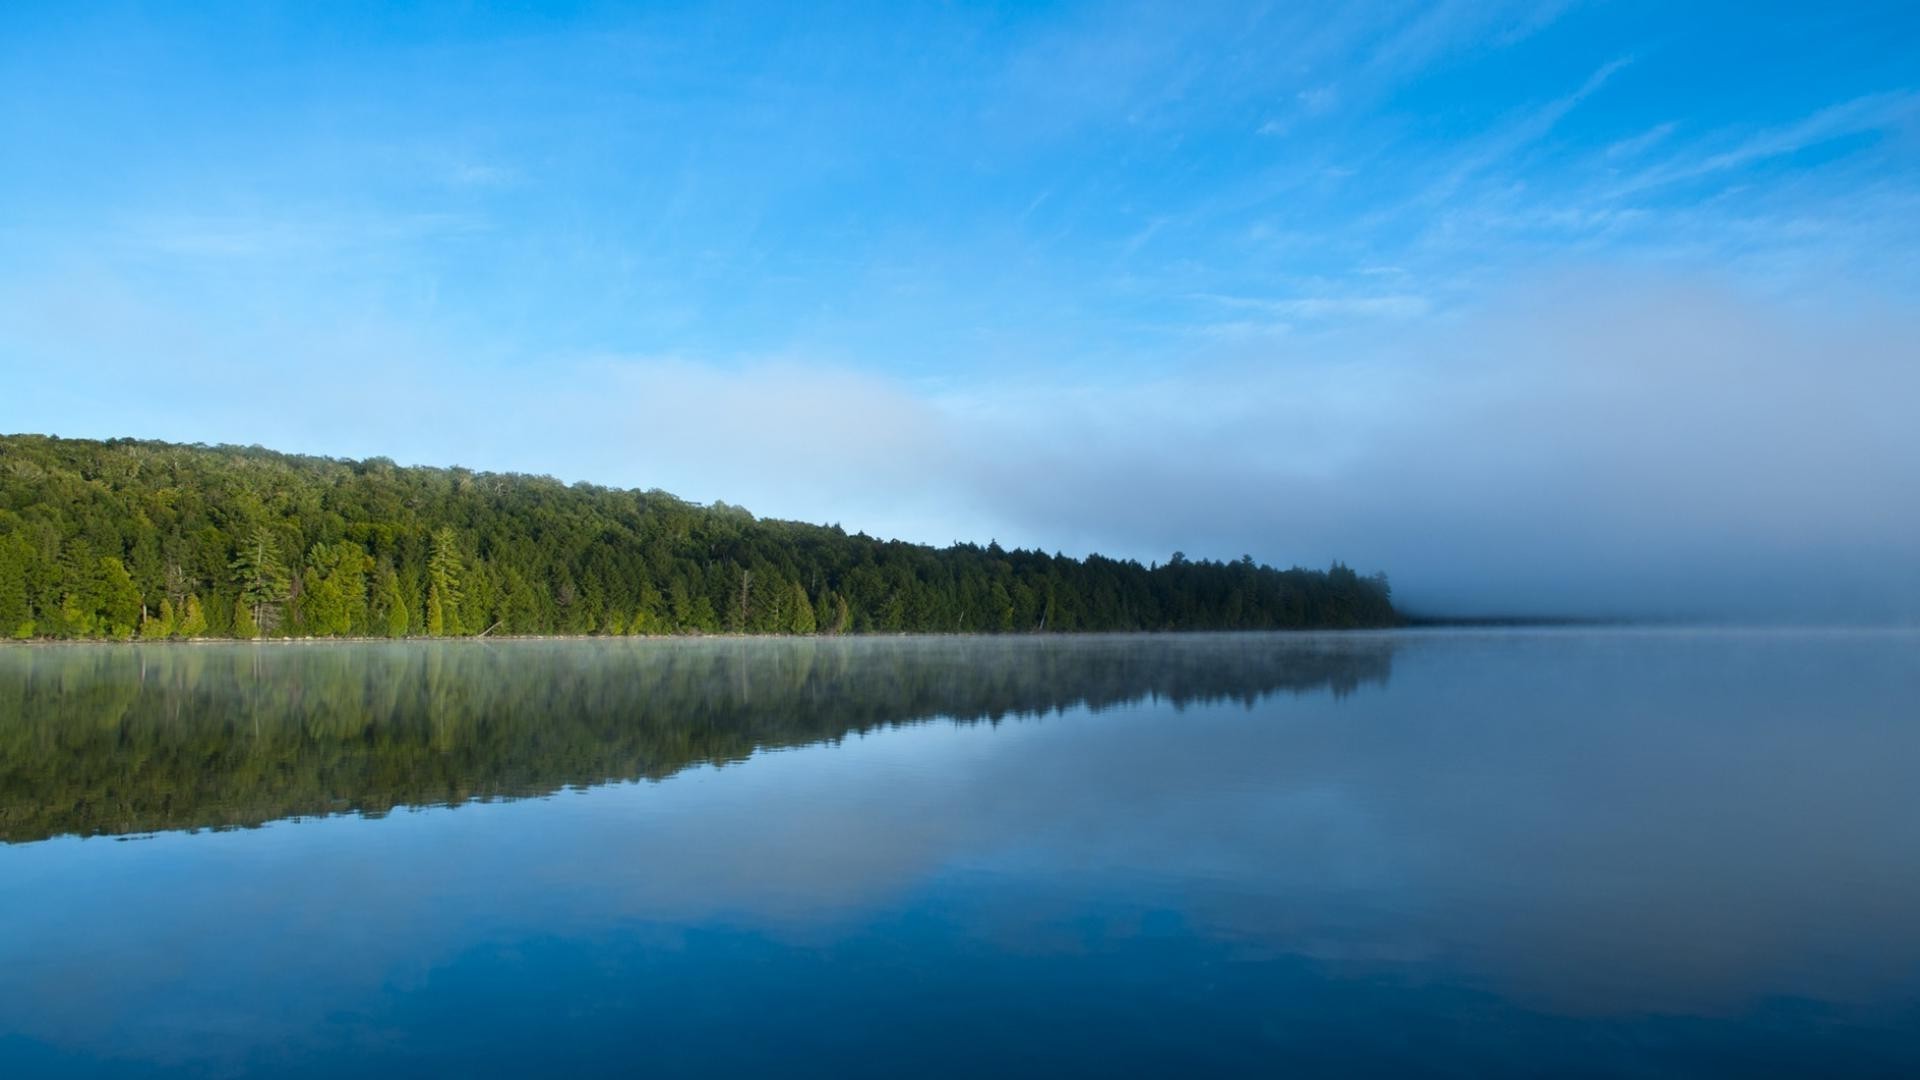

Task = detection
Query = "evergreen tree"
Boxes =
[141,597,176,640]
[97,557,141,639]
[630,579,666,635]
[301,541,370,637]
[787,582,816,635]
[177,594,208,639]
[372,565,408,638]
[231,596,260,639]
[230,527,291,635]
[426,528,465,636]
[0,535,31,639]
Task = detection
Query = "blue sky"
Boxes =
[2,2,1917,618]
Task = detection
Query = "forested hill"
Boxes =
[0,434,1395,640]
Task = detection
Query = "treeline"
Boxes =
[0,636,1396,841]
[0,434,1396,640]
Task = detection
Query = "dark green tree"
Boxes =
[230,527,291,636]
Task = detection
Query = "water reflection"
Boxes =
[0,634,1393,842]
[2,631,1917,1076]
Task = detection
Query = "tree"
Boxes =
[230,528,291,635]
[629,578,666,635]
[177,594,208,639]
[371,565,408,638]
[231,596,260,639]
[141,597,176,640]
[98,557,141,639]
[426,528,465,636]
[786,582,816,635]
[301,541,371,637]
[0,535,31,638]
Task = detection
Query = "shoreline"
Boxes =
[0,626,1408,647]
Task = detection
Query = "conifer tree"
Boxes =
[0,536,30,639]
[230,527,291,635]
[426,528,465,636]
[178,595,208,639]
[141,597,176,640]
[231,596,260,639]
[98,557,141,639]
[301,541,370,637]
[370,565,408,638]
[787,582,816,635]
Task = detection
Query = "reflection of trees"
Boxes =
[0,635,1394,842]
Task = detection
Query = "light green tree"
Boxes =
[98,557,141,639]
[371,565,408,637]
[141,597,176,640]
[301,541,371,637]
[786,582,816,634]
[231,596,260,639]
[177,594,208,639]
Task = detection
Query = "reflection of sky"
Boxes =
[2,631,1918,1074]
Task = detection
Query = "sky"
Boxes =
[1,1,1916,620]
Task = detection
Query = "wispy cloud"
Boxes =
[1607,91,1920,198]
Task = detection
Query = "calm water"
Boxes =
[0,631,1916,1077]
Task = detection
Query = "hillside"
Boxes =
[0,434,1394,639]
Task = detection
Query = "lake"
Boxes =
[1,631,1916,1076]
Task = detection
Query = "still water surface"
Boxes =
[0,631,1916,1076]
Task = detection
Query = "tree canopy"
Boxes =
[0,434,1396,640]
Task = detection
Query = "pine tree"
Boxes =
[230,528,291,635]
[177,594,208,638]
[231,596,260,639]
[0,535,31,638]
[787,582,816,635]
[372,565,408,638]
[141,597,176,640]
[630,579,665,635]
[301,541,370,637]
[98,557,141,639]
[426,528,465,636]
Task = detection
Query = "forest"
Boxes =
[0,434,1396,639]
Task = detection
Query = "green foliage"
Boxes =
[426,527,465,636]
[141,597,176,640]
[300,540,370,637]
[372,565,408,638]
[230,527,291,635]
[0,534,31,639]
[94,557,141,639]
[231,596,260,640]
[786,581,816,635]
[177,595,208,639]
[0,434,1397,640]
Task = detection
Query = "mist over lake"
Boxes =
[3,631,1916,1076]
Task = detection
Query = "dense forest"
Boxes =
[0,434,1395,640]
[0,636,1396,841]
